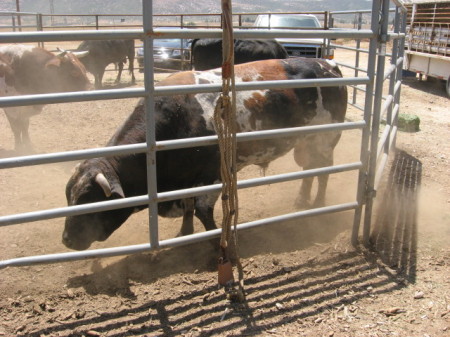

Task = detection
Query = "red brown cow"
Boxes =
[63,57,347,250]
[0,44,91,151]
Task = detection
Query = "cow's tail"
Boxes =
[190,39,199,70]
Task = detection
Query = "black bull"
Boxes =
[76,39,136,89]
[63,57,347,250]
[191,38,288,70]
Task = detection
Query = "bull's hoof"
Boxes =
[295,196,311,210]
[176,231,191,237]
[312,199,326,208]
[15,144,35,156]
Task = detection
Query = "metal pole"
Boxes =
[362,0,391,246]
[15,0,22,32]
[383,7,402,158]
[37,14,44,47]
[49,0,55,26]
[142,0,159,249]
[353,12,363,105]
[392,9,407,152]
[351,0,382,246]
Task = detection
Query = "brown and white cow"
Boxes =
[63,57,347,250]
[0,44,91,151]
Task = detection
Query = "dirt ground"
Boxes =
[0,42,449,337]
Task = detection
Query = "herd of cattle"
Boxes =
[0,38,348,250]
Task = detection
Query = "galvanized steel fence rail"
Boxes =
[0,0,407,269]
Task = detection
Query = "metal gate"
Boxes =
[0,0,407,269]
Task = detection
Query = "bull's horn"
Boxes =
[55,48,68,57]
[71,50,89,58]
[95,173,112,197]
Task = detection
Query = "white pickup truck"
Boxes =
[253,14,333,60]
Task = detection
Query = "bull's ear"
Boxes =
[45,57,61,69]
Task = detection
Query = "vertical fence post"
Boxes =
[326,13,332,59]
[392,8,407,152]
[353,12,363,105]
[392,10,408,142]
[142,0,159,249]
[362,0,391,246]
[385,8,402,153]
[37,14,44,48]
[351,0,382,246]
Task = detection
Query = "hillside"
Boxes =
[2,0,375,15]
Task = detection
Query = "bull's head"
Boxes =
[62,160,132,250]
[41,48,91,92]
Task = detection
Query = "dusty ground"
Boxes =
[0,42,449,337]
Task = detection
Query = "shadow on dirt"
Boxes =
[0,147,16,158]
[67,240,219,297]
[401,76,447,98]
[100,81,137,90]
[31,245,407,337]
[370,150,422,283]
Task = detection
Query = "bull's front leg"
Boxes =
[177,198,195,236]
[293,141,314,209]
[312,150,334,207]
[115,61,124,84]
[5,108,31,152]
[313,173,329,207]
[293,135,336,209]
[194,192,220,232]
[296,176,314,209]
[94,70,105,90]
[296,163,332,209]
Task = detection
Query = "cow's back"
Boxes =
[77,40,134,65]
[147,57,346,169]
[191,39,288,71]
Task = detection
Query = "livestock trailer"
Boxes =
[403,0,450,96]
